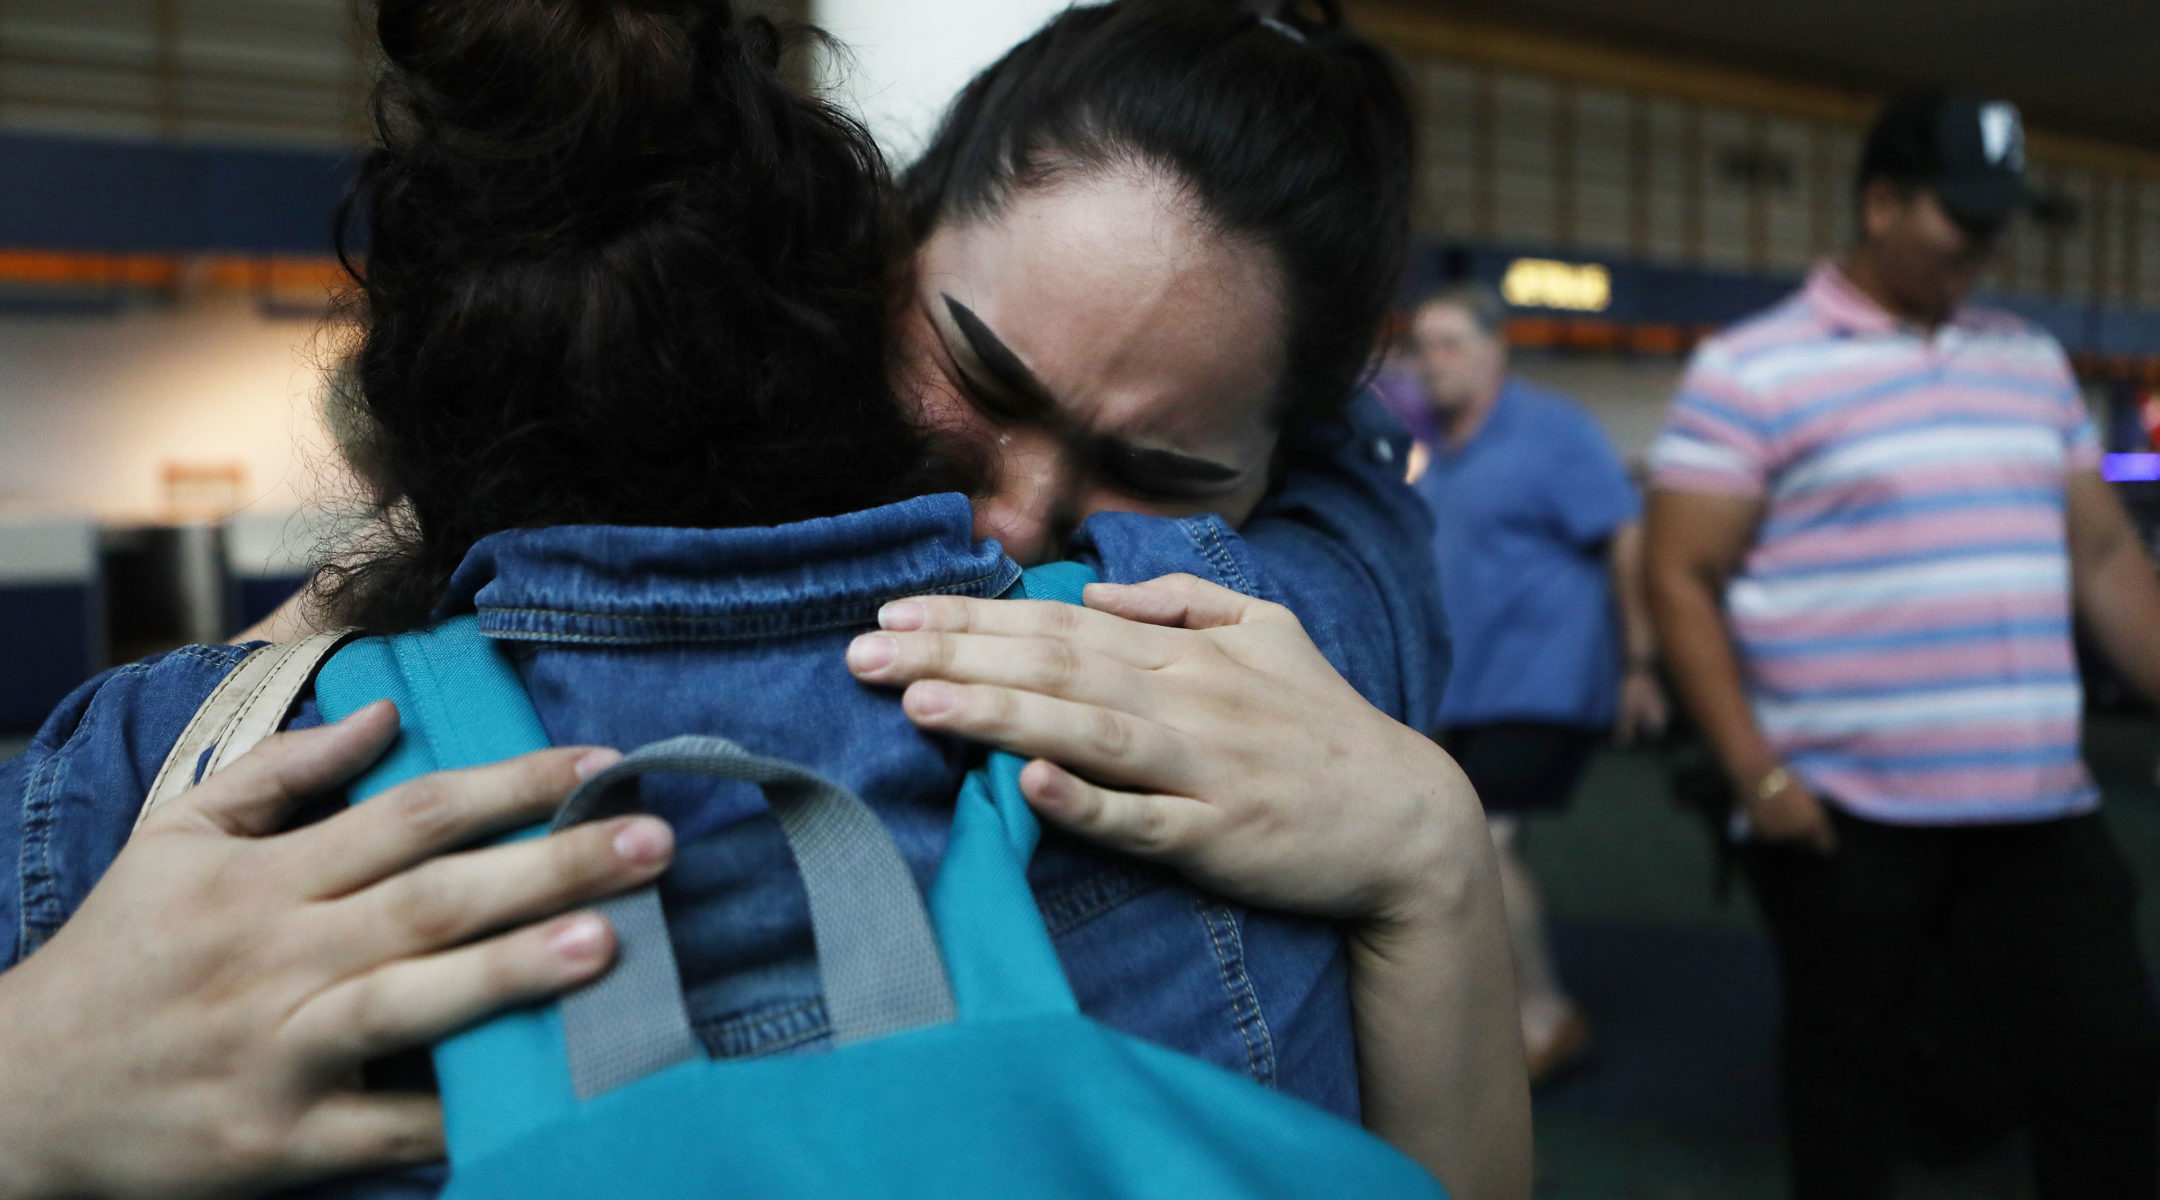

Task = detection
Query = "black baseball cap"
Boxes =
[1860,89,2036,228]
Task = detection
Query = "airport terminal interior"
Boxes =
[2,0,2157,1195]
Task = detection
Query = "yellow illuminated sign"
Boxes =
[1500,257,1612,313]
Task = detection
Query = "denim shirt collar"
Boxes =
[439,492,1020,644]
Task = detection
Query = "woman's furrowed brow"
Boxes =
[1098,438,1245,487]
[942,294,1057,415]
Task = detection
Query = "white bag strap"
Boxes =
[137,629,358,830]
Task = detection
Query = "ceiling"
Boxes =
[1406,0,2160,151]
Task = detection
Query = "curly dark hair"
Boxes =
[323,0,958,632]
[902,0,1414,428]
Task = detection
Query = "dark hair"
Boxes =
[901,0,1413,427]
[325,0,953,631]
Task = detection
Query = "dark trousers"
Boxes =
[1744,808,2160,1200]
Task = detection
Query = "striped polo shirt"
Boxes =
[1651,261,2101,825]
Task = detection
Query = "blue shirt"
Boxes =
[1416,377,1639,728]
[0,398,1448,1198]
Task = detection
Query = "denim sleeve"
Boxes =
[1074,393,1451,733]
[2,645,250,968]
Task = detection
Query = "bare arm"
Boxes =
[1607,521,1668,744]
[846,576,1531,1200]
[1346,818,1524,1200]
[1645,490,1832,851]
[2066,469,2160,705]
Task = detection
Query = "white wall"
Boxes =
[0,292,340,523]
[811,0,1070,164]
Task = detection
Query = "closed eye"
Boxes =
[1094,439,1247,502]
[942,295,1055,423]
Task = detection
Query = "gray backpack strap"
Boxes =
[552,735,957,1099]
[137,629,358,831]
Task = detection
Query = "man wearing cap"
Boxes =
[1647,90,2160,1198]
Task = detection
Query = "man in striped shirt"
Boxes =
[1648,91,2160,1199]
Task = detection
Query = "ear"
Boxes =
[1858,178,1909,244]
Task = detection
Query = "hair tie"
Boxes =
[1257,14,1307,43]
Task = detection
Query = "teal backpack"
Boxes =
[312,562,1447,1199]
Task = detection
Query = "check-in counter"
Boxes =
[0,514,104,733]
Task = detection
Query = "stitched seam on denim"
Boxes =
[21,652,204,953]
[694,995,831,1059]
[473,562,1020,643]
[22,660,147,950]
[17,732,66,957]
[479,611,879,646]
[1194,898,1277,1088]
[1186,518,1257,597]
[1038,866,1169,936]
[18,648,252,954]
[167,645,251,670]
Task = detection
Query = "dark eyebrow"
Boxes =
[1097,438,1245,489]
[942,294,1056,416]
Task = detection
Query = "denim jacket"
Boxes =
[0,397,1445,1195]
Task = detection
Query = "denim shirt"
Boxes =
[0,398,1446,1195]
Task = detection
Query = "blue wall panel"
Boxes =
[2093,309,2160,358]
[0,584,101,733]
[0,131,354,254]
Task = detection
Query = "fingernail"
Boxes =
[1020,759,1071,810]
[612,817,673,866]
[847,633,897,673]
[548,916,609,964]
[573,748,622,781]
[906,681,957,717]
[878,600,925,631]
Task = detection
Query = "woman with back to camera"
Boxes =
[0,3,1528,1198]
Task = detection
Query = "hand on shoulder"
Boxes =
[847,572,1486,928]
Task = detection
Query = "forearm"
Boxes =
[1349,797,1531,1200]
[1650,565,1774,788]
[2077,540,2160,707]
[1609,523,1656,665]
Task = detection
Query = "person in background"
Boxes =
[1408,281,1667,1084]
[1646,89,2160,1199]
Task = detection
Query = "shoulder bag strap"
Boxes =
[136,628,358,830]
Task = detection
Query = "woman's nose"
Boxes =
[975,433,1075,565]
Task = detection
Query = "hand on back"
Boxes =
[0,703,670,1200]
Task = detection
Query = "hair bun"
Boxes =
[373,0,722,149]
[331,0,942,631]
